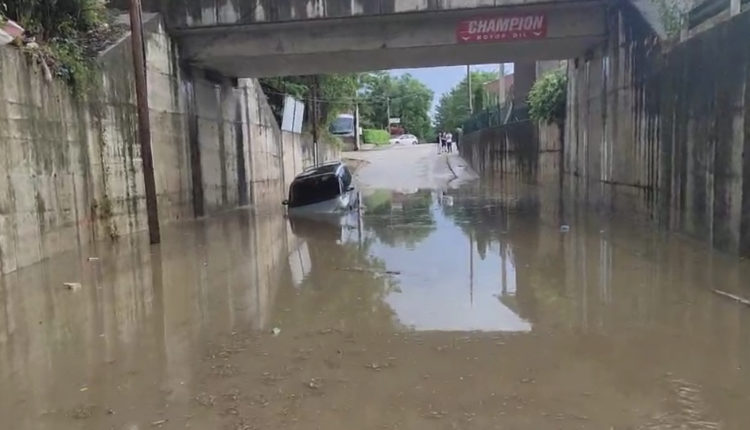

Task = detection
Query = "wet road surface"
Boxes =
[2,144,750,429]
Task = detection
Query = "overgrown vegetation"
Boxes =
[434,70,497,132]
[528,69,568,126]
[652,0,685,37]
[362,129,390,145]
[2,0,126,92]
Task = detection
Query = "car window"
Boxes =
[290,174,341,207]
[341,167,352,188]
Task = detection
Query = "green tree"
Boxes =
[473,85,487,113]
[360,72,434,140]
[527,69,567,126]
[652,0,685,37]
[434,71,497,132]
[358,72,393,129]
[260,74,359,133]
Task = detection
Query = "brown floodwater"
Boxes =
[2,165,750,429]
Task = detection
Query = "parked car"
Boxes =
[389,134,419,145]
[284,161,359,214]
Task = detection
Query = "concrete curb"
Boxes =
[446,154,479,183]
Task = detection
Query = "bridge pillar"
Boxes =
[730,0,740,15]
[512,61,537,104]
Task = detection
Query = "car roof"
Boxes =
[295,162,343,180]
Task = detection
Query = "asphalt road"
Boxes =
[343,143,477,191]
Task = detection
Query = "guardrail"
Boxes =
[688,0,748,29]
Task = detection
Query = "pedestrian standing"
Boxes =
[438,131,445,153]
[446,132,453,153]
[454,127,462,153]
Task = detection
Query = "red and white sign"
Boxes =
[456,14,547,43]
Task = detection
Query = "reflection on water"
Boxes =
[363,189,530,332]
[2,178,750,429]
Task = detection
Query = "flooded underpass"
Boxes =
[2,145,750,430]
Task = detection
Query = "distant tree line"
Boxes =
[261,71,434,141]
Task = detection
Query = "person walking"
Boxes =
[446,132,453,153]
[438,131,445,153]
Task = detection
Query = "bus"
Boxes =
[329,114,360,151]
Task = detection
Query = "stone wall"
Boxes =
[564,7,750,255]
[0,15,311,274]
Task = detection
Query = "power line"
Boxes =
[260,87,431,105]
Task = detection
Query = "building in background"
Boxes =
[483,73,514,107]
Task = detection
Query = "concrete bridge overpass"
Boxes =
[164,0,612,77]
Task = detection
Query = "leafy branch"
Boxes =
[528,69,567,126]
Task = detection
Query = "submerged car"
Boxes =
[284,161,359,214]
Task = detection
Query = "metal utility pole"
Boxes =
[386,96,391,129]
[498,63,504,106]
[129,0,160,244]
[310,76,320,165]
[469,230,474,305]
[354,101,361,151]
[467,65,473,114]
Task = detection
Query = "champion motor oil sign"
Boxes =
[456,14,548,43]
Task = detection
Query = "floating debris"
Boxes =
[63,282,82,291]
[713,289,750,306]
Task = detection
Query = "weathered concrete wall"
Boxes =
[173,0,607,77]
[280,132,340,191]
[0,16,311,273]
[564,7,750,255]
[460,120,561,184]
[0,41,145,274]
[163,0,567,27]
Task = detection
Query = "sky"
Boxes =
[390,63,513,116]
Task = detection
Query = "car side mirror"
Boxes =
[347,186,355,192]
[282,200,289,206]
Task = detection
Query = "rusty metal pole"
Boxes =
[467,65,473,114]
[129,0,160,244]
[311,76,320,165]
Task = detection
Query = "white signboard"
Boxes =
[282,95,305,133]
[389,118,401,124]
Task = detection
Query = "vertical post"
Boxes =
[469,230,474,305]
[354,101,361,151]
[129,0,160,244]
[467,65,473,114]
[730,0,740,16]
[310,76,319,165]
[497,64,504,106]
[386,96,391,130]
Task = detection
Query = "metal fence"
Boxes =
[462,103,530,135]
[688,0,749,29]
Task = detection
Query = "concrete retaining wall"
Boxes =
[0,15,317,274]
[564,7,750,255]
[460,120,561,184]
[281,132,340,191]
